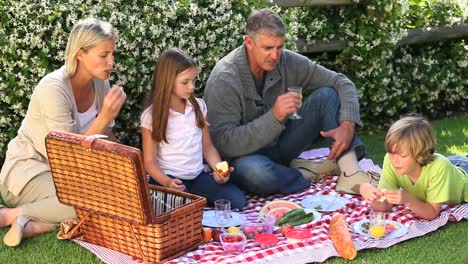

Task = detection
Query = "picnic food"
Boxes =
[241,214,275,239]
[212,228,223,242]
[227,226,242,234]
[376,189,387,202]
[329,213,357,260]
[259,200,302,222]
[220,233,247,253]
[369,225,385,238]
[360,221,400,237]
[215,161,229,176]
[280,223,294,236]
[274,208,313,226]
[202,227,212,243]
[285,228,312,243]
[385,222,399,234]
[255,233,279,249]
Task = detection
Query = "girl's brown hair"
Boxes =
[385,115,436,166]
[147,48,206,143]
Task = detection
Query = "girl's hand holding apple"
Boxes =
[213,161,234,184]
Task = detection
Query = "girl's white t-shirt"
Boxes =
[140,98,207,180]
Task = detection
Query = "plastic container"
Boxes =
[285,228,312,243]
[241,214,275,239]
[255,233,279,249]
[220,233,247,253]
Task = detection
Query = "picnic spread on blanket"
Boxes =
[73,173,468,264]
[47,137,467,264]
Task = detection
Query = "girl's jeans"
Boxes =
[149,170,246,210]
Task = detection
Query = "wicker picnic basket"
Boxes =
[45,131,207,264]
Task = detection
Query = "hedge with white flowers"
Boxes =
[284,0,467,125]
[0,0,466,162]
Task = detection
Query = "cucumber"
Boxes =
[289,212,314,226]
[275,208,306,226]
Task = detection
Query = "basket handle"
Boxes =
[81,134,108,149]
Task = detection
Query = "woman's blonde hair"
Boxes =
[385,115,436,166]
[64,17,117,77]
[147,48,206,143]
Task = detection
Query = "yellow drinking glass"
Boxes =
[369,210,386,238]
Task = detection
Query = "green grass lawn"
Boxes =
[0,115,467,263]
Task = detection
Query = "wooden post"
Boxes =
[296,23,468,53]
[398,23,468,46]
[269,0,354,7]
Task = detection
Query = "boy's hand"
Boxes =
[383,189,412,205]
[360,183,384,203]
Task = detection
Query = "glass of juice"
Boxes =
[369,210,386,238]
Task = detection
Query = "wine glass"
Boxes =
[287,86,303,120]
[215,199,231,232]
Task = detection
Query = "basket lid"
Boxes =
[46,130,154,225]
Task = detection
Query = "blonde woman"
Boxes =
[0,17,126,246]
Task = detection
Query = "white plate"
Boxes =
[301,195,349,212]
[202,211,244,227]
[353,219,409,239]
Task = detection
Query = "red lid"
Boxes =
[285,228,312,239]
[255,233,279,245]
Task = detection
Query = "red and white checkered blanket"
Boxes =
[74,148,468,264]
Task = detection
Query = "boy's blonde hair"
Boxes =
[64,17,117,78]
[385,116,435,166]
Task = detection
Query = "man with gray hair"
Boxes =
[203,9,378,197]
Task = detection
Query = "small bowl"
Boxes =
[285,228,312,243]
[241,214,275,239]
[255,233,279,249]
[220,233,247,253]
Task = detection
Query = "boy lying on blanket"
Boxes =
[360,116,468,220]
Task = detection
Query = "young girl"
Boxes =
[360,116,467,220]
[140,48,246,209]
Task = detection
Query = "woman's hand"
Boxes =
[101,85,126,122]
[213,167,234,184]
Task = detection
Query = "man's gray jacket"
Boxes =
[203,43,361,159]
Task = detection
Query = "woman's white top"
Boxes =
[77,95,98,134]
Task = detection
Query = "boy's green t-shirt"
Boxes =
[379,153,468,204]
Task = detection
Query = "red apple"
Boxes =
[212,228,223,242]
